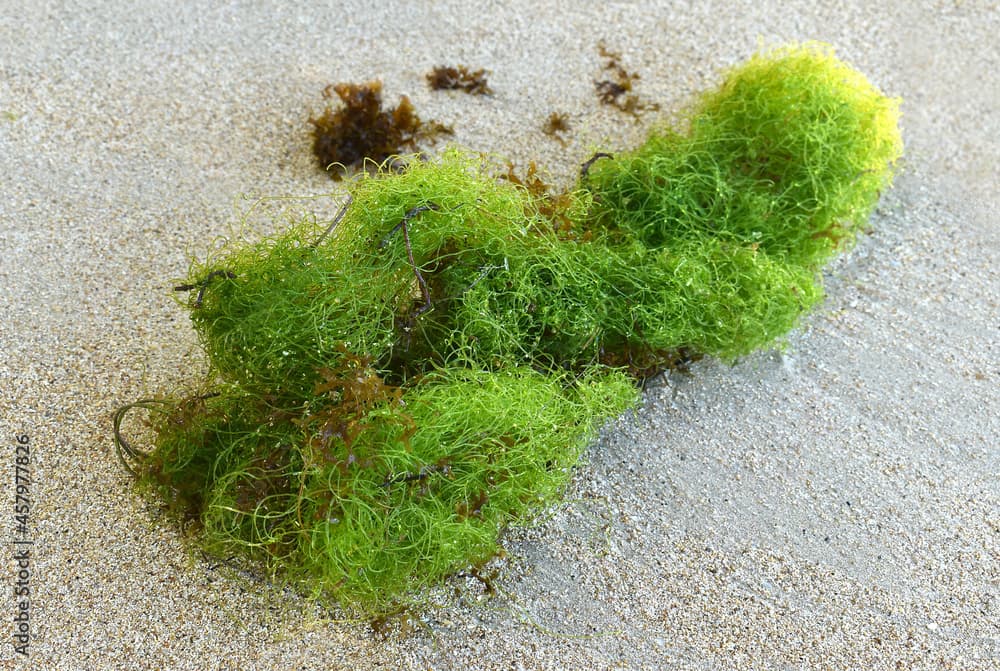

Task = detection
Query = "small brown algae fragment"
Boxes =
[594,42,660,117]
[426,65,493,95]
[310,80,453,180]
[542,112,571,145]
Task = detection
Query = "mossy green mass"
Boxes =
[118,43,902,613]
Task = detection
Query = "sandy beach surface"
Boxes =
[1,1,997,669]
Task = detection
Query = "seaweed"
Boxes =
[309,81,453,180]
[586,43,903,268]
[117,43,902,616]
[594,42,660,117]
[542,112,571,145]
[499,160,581,237]
[426,65,493,95]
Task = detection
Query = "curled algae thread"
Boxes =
[114,42,901,616]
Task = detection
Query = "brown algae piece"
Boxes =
[594,42,660,117]
[310,80,453,179]
[542,112,571,145]
[500,161,581,238]
[426,65,493,95]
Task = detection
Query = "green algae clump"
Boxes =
[586,43,902,269]
[116,43,901,614]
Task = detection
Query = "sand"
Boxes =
[1,1,997,669]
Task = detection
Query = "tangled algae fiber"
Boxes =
[115,43,901,614]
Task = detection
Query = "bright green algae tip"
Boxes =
[586,42,903,269]
[120,42,901,613]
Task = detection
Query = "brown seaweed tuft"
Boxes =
[426,65,493,95]
[310,80,453,179]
